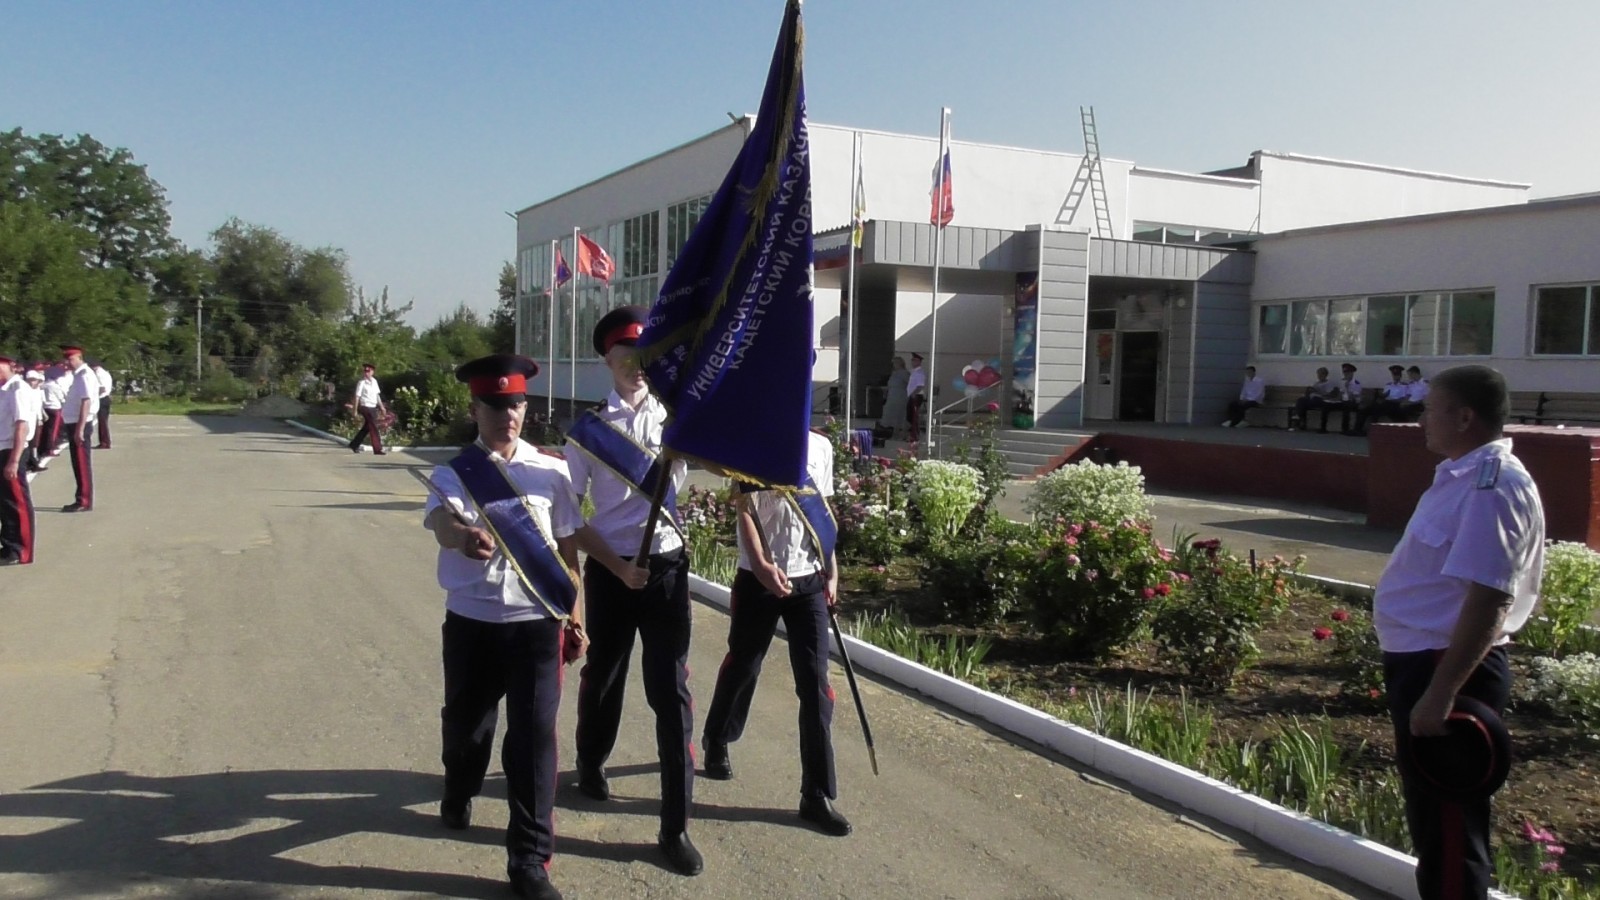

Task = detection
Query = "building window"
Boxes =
[1258,290,1494,357]
[1131,221,1254,245]
[666,195,711,267]
[1257,304,1288,354]
[621,211,659,280]
[1534,285,1595,355]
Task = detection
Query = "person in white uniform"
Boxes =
[346,363,388,455]
[0,355,36,565]
[701,429,852,836]
[1373,364,1545,899]
[59,345,100,512]
[92,361,114,449]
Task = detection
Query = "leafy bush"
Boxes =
[1024,460,1152,526]
[948,412,1009,511]
[386,368,473,445]
[191,371,257,403]
[918,515,1042,624]
[1024,519,1168,660]
[1319,605,1385,703]
[908,460,983,540]
[1522,541,1600,656]
[834,455,914,565]
[679,484,737,542]
[1150,541,1298,689]
[1523,653,1600,729]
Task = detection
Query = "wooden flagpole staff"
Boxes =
[634,449,675,562]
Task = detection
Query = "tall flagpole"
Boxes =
[844,130,861,433]
[926,107,950,457]
[547,239,558,427]
[570,226,579,410]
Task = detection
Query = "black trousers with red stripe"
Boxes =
[441,611,562,871]
[575,549,694,833]
[1384,646,1511,900]
[36,409,62,457]
[97,396,112,447]
[0,454,34,563]
[703,568,838,799]
[66,423,93,508]
[349,406,384,454]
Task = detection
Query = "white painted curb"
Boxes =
[688,573,1517,900]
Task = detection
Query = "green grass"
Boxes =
[116,397,242,416]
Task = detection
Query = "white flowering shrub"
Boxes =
[1024,460,1152,526]
[908,460,983,539]
[1524,653,1600,728]
[1523,542,1600,656]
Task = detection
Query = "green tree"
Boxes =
[0,201,163,364]
[318,287,419,387]
[418,303,495,365]
[489,260,517,352]
[0,129,176,280]
[207,218,352,375]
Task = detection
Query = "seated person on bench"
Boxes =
[1221,365,1267,428]
[1289,367,1340,432]
[1353,365,1409,434]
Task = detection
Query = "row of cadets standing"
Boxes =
[423,353,594,900]
[0,355,39,565]
[563,306,704,876]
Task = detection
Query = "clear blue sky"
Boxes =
[7,1,1597,327]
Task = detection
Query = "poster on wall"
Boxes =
[1012,272,1038,429]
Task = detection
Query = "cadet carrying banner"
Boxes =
[634,0,813,489]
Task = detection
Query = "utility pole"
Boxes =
[195,297,203,380]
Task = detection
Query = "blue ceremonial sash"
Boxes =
[738,474,837,565]
[448,444,578,619]
[566,411,684,539]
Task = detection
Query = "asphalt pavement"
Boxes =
[0,416,1381,899]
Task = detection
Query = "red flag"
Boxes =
[576,233,615,283]
[930,150,954,228]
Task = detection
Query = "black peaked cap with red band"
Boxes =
[1406,694,1512,801]
[455,354,538,404]
[593,305,647,356]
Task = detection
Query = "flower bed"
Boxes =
[690,422,1600,898]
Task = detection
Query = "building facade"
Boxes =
[514,118,1549,426]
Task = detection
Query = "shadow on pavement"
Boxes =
[0,769,518,897]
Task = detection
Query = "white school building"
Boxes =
[512,117,1599,429]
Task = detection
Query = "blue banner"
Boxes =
[737,475,837,564]
[635,0,812,488]
[448,444,578,619]
[565,410,683,539]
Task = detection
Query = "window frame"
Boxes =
[1254,289,1495,358]
[1532,282,1597,357]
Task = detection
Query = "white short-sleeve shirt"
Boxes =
[1382,380,1409,401]
[353,376,382,409]
[1406,380,1430,403]
[63,363,100,425]
[736,431,835,578]
[42,371,68,410]
[906,367,927,398]
[423,438,583,624]
[564,391,685,557]
[93,365,113,398]
[0,375,28,450]
[1374,439,1546,652]
[1239,376,1266,403]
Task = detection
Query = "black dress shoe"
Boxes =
[0,555,20,567]
[576,762,610,801]
[702,739,733,780]
[60,503,90,513]
[439,797,471,830]
[508,866,563,900]
[658,830,704,876]
[799,795,853,836]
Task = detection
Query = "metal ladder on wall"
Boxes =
[1056,106,1115,238]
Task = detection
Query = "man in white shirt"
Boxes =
[59,345,100,513]
[905,351,928,439]
[92,361,114,449]
[423,353,590,900]
[1373,365,1545,899]
[1288,367,1339,432]
[565,305,703,876]
[0,355,36,565]
[1221,365,1267,427]
[36,363,70,466]
[1354,364,1410,434]
[346,363,388,455]
[701,430,852,836]
[21,368,44,472]
[1399,365,1430,421]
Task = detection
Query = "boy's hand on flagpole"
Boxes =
[756,561,792,598]
[824,566,839,609]
[615,563,650,591]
